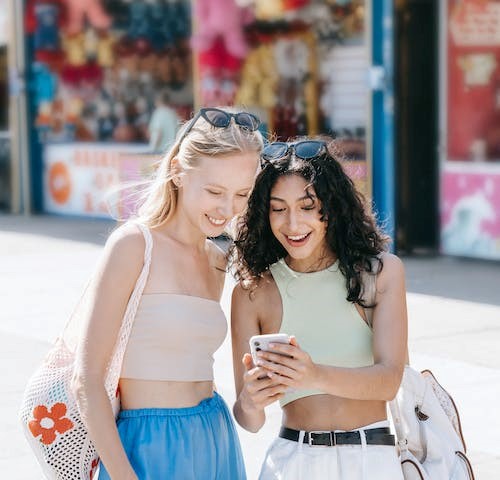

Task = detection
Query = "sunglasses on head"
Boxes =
[178,107,261,146]
[260,140,327,168]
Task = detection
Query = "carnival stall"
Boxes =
[441,0,500,260]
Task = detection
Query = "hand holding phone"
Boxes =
[249,333,291,366]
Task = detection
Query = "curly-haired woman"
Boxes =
[231,140,407,479]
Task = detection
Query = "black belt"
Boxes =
[279,426,395,447]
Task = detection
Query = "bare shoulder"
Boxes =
[377,252,405,290]
[232,272,281,328]
[102,223,146,276]
[206,239,228,272]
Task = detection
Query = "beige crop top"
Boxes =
[120,293,228,381]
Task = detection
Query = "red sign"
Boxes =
[447,0,500,161]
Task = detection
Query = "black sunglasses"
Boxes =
[178,107,261,146]
[260,140,327,168]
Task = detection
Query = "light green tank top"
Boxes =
[269,258,374,407]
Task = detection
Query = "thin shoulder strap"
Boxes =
[105,222,153,397]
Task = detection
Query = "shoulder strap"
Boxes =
[388,383,409,451]
[105,222,153,397]
[360,256,379,329]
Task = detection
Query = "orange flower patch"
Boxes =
[28,402,74,445]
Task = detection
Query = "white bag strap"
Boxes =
[389,389,409,451]
[104,222,153,397]
[360,254,410,449]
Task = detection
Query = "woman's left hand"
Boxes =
[255,336,319,391]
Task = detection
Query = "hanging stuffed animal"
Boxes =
[236,44,278,109]
[235,0,285,21]
[150,0,174,50]
[125,0,150,39]
[32,62,58,107]
[63,0,112,35]
[62,32,86,66]
[34,1,62,51]
[97,32,116,67]
[84,28,99,60]
[191,0,251,59]
[283,0,309,11]
[198,38,242,106]
[167,0,191,41]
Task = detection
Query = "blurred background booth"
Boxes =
[9,1,499,263]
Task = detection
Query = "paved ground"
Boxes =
[1,214,499,479]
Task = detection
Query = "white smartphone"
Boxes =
[249,333,291,366]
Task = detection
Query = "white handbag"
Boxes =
[390,367,475,480]
[362,262,475,480]
[19,223,152,479]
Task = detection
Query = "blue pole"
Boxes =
[371,0,395,248]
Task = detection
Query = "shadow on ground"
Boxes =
[402,255,500,307]
[0,214,116,245]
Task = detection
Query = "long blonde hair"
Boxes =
[136,108,264,228]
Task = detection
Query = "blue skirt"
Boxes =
[98,392,246,480]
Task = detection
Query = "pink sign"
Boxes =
[441,165,500,259]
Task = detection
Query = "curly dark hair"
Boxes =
[232,140,390,307]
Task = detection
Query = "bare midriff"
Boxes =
[282,395,387,431]
[119,379,214,409]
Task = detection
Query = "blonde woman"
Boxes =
[72,108,263,479]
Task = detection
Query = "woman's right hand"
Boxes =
[238,353,288,413]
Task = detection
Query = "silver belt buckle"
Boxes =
[308,430,334,447]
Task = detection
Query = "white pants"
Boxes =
[259,421,404,480]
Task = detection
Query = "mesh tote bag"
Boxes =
[19,223,153,480]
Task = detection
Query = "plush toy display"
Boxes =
[191,0,251,59]
[63,0,112,35]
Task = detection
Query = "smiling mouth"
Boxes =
[207,215,226,226]
[285,232,311,245]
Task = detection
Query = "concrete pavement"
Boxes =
[1,214,499,479]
